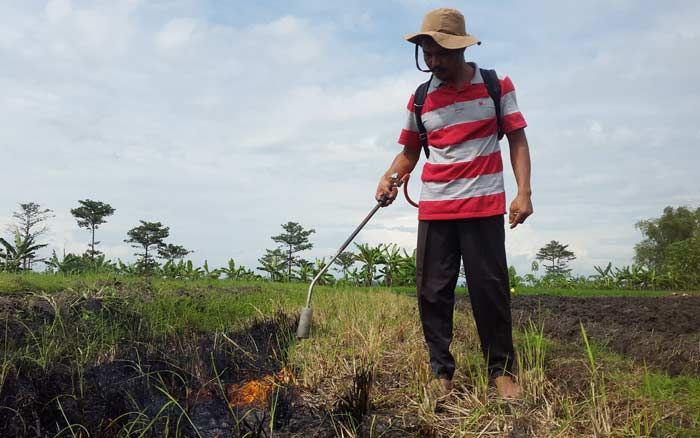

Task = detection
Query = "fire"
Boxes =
[226,368,293,408]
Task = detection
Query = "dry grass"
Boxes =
[287,288,690,437]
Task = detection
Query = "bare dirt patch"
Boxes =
[507,295,700,375]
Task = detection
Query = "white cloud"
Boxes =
[46,0,73,23]
[156,18,198,50]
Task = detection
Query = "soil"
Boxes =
[505,295,700,375]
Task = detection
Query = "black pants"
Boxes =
[416,215,515,379]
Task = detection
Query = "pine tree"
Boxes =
[70,199,116,261]
[271,222,315,281]
[124,221,169,273]
[535,240,576,276]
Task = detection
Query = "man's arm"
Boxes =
[375,146,421,206]
[506,128,533,228]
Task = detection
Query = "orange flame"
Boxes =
[226,368,293,408]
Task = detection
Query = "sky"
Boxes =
[2,0,699,277]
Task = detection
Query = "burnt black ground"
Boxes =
[0,311,308,437]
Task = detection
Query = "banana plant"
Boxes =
[508,266,524,289]
[0,232,47,272]
[395,248,417,286]
[45,250,86,274]
[354,243,385,287]
[311,257,335,286]
[116,259,139,275]
[380,244,403,287]
[295,259,314,282]
[591,262,614,288]
[346,266,364,286]
[89,254,116,273]
[202,260,222,279]
[523,273,539,287]
[257,249,286,281]
[0,238,21,272]
[613,265,634,289]
[181,260,204,280]
[220,258,259,280]
[332,251,357,282]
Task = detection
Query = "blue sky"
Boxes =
[2,0,699,276]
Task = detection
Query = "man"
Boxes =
[376,8,532,399]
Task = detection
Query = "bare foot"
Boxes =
[494,375,521,399]
[439,378,453,394]
[422,377,454,413]
[425,378,453,399]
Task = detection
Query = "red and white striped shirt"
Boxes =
[398,64,527,220]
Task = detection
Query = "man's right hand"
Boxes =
[376,147,420,206]
[375,175,399,206]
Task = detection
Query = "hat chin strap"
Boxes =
[414,45,433,73]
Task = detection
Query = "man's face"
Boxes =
[420,37,462,81]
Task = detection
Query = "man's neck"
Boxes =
[445,62,475,89]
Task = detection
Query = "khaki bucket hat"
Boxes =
[405,8,481,50]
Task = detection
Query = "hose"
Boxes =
[401,173,419,208]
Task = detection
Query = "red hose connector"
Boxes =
[401,174,419,208]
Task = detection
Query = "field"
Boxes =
[0,273,699,437]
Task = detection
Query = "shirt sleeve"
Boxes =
[397,94,421,149]
[499,75,527,133]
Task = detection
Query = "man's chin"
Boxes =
[432,71,448,81]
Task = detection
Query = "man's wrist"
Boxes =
[517,189,532,197]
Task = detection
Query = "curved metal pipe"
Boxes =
[296,174,401,339]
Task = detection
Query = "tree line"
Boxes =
[1,200,192,275]
[256,223,417,287]
[1,201,698,290]
[510,206,700,290]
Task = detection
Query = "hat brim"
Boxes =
[404,31,481,50]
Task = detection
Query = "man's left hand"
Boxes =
[508,193,533,229]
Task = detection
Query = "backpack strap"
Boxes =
[413,76,432,159]
[413,69,503,160]
[480,68,504,140]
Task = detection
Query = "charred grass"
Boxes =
[0,276,307,437]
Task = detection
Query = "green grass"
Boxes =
[640,371,700,433]
[140,283,304,333]
[568,333,700,437]
[0,271,107,294]
[3,271,698,299]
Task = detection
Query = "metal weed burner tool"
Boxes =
[296,173,402,339]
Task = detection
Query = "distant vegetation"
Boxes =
[1,201,698,290]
